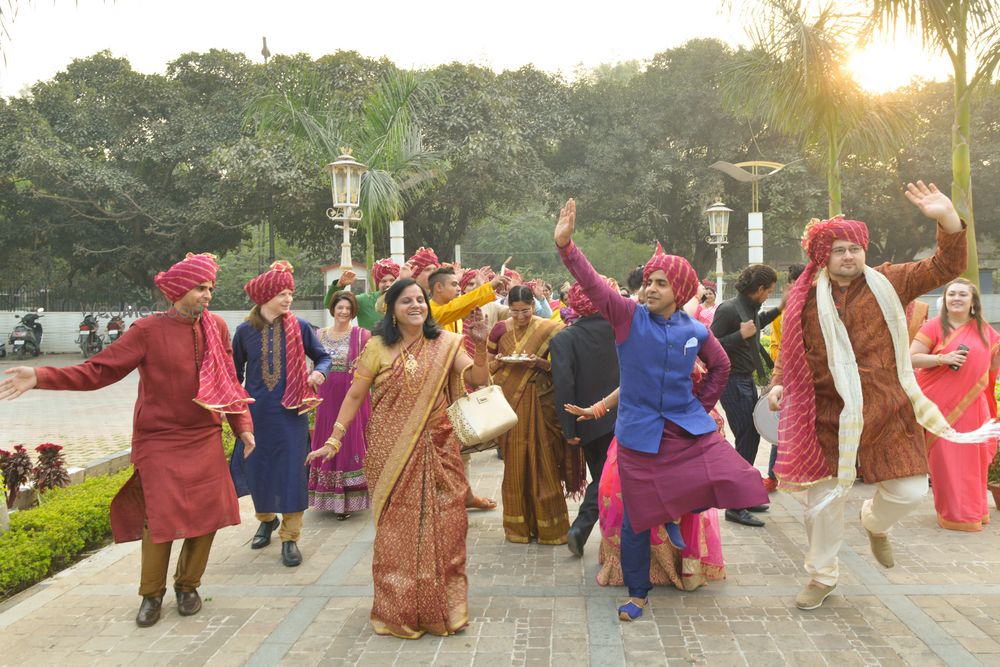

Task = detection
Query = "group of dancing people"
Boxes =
[2,178,999,635]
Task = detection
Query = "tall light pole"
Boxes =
[704,201,732,297]
[325,151,368,280]
[709,160,787,265]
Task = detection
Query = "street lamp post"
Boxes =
[704,201,733,297]
[325,151,368,277]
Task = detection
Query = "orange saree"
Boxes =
[915,317,1000,531]
[359,332,469,638]
[489,316,586,544]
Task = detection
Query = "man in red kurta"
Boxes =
[769,182,967,611]
[0,253,255,628]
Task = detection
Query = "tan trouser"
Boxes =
[804,475,928,586]
[139,527,215,598]
[256,511,304,543]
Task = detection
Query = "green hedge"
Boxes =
[0,467,132,598]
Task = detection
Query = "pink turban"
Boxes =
[154,253,219,303]
[802,217,869,266]
[244,261,295,305]
[372,258,400,284]
[408,247,439,278]
[566,277,613,318]
[642,242,699,307]
[459,269,478,291]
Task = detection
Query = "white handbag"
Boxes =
[447,369,518,450]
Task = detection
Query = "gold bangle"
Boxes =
[325,438,342,453]
[333,421,347,434]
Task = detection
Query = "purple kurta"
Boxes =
[558,241,767,532]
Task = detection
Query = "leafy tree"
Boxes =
[869,0,1000,285]
[723,0,909,217]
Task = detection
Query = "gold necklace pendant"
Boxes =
[404,352,418,376]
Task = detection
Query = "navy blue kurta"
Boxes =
[230,316,332,513]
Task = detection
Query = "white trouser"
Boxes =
[804,475,928,586]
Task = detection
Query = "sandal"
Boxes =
[336,513,352,521]
[618,597,647,622]
[466,495,497,511]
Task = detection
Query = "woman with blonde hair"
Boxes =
[910,278,1000,531]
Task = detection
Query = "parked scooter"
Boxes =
[106,315,125,344]
[78,314,103,358]
[9,309,45,359]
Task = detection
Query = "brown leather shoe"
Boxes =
[175,589,203,616]
[135,595,163,627]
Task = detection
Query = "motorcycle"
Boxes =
[106,315,125,344]
[78,314,104,358]
[9,309,44,359]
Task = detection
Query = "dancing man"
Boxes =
[555,199,768,620]
[0,253,254,627]
[769,181,997,610]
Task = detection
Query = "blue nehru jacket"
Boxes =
[615,307,718,453]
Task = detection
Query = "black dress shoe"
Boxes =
[746,504,770,513]
[135,595,163,627]
[175,589,202,616]
[725,508,765,527]
[566,525,586,557]
[282,540,302,567]
[251,517,280,549]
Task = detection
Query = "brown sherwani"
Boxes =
[773,226,966,483]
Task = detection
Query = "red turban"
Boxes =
[503,267,522,284]
[459,269,478,291]
[774,216,871,487]
[244,260,320,415]
[154,253,252,415]
[642,242,699,307]
[408,247,439,278]
[372,258,400,284]
[154,253,219,303]
[702,279,717,291]
[244,260,295,305]
[802,217,869,266]
[566,277,613,318]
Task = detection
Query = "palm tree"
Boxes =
[248,66,446,274]
[868,0,1000,286]
[723,0,909,218]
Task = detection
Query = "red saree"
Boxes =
[915,317,1000,531]
[358,332,469,638]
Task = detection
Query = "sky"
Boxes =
[0,0,955,98]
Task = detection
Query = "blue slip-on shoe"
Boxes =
[618,598,647,622]
[665,521,686,550]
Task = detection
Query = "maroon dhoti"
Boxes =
[617,422,767,533]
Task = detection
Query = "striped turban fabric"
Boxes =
[244,261,320,414]
[774,217,870,487]
[408,247,439,278]
[642,242,699,307]
[459,269,478,292]
[566,279,610,318]
[154,253,252,414]
[372,258,400,285]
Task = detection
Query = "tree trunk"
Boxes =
[826,127,843,218]
[951,33,979,287]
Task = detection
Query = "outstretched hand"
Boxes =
[0,367,37,400]
[554,198,576,248]
[904,181,961,230]
[564,402,595,421]
[465,308,489,343]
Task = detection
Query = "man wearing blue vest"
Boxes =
[555,198,767,621]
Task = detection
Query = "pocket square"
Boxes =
[684,337,698,348]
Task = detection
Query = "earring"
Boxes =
[971,307,976,315]
[392,315,398,327]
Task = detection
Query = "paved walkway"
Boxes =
[3,448,1000,666]
[2,359,1000,665]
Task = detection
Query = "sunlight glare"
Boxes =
[847,40,946,94]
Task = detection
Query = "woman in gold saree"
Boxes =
[489,285,586,544]
[307,278,490,639]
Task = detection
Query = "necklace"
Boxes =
[401,336,424,377]
[510,319,532,354]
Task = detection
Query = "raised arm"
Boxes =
[554,198,635,341]
[33,322,147,392]
[432,281,497,327]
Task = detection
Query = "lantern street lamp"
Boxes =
[325,150,368,271]
[704,201,732,296]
